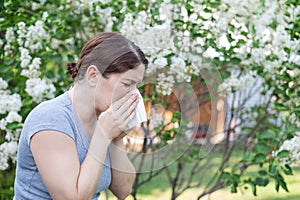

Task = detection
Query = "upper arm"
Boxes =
[30,130,80,200]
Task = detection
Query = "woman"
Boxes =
[14,32,148,200]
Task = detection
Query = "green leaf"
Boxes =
[241,152,253,162]
[221,71,231,79]
[231,57,241,64]
[277,150,290,158]
[258,130,275,140]
[6,122,23,130]
[231,184,238,193]
[258,170,267,176]
[274,102,289,111]
[255,177,269,186]
[22,98,33,107]
[253,154,266,163]
[275,179,280,192]
[0,65,10,73]
[277,173,289,192]
[268,165,278,176]
[220,172,231,179]
[253,143,272,154]
[285,125,298,134]
[282,164,293,175]
[244,179,257,196]
[171,112,181,123]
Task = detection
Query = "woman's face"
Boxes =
[95,64,145,112]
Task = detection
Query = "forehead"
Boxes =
[119,64,145,82]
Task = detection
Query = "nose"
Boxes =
[130,85,138,92]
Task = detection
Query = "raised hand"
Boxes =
[97,92,138,141]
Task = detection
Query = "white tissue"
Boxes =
[125,89,147,131]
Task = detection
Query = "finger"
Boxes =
[115,108,137,131]
[111,95,137,123]
[119,95,138,117]
[123,109,136,127]
[114,100,138,130]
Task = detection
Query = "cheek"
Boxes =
[95,79,114,110]
[111,84,132,102]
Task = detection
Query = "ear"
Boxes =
[86,65,100,86]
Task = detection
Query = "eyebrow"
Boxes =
[123,78,142,84]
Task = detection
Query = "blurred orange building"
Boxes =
[142,78,225,144]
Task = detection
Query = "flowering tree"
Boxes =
[0,0,299,199]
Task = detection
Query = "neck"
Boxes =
[68,84,97,139]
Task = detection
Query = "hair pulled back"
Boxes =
[67,32,148,80]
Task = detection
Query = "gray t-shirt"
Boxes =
[14,92,111,200]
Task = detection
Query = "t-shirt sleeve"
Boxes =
[23,102,76,146]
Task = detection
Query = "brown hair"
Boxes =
[67,32,148,80]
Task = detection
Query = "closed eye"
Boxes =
[122,82,131,87]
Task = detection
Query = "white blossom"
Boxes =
[169,56,190,82]
[133,11,148,34]
[262,60,281,74]
[289,53,300,65]
[21,69,41,78]
[287,68,300,78]
[5,27,15,43]
[40,0,46,5]
[65,38,75,45]
[154,57,168,69]
[5,111,22,123]
[21,57,42,79]
[151,113,164,128]
[5,129,21,141]
[0,93,22,114]
[25,20,50,52]
[90,4,113,26]
[218,71,257,96]
[133,22,174,54]
[203,47,220,58]
[25,78,56,103]
[42,11,49,21]
[0,78,8,90]
[31,2,42,10]
[0,119,6,130]
[29,57,41,70]
[120,13,135,40]
[156,73,174,96]
[0,153,9,170]
[4,44,13,56]
[273,136,300,167]
[7,93,22,112]
[0,141,18,170]
[159,0,174,21]
[217,34,231,50]
[1,141,18,156]
[121,11,174,52]
[17,21,27,46]
[180,7,189,23]
[19,47,32,68]
[50,38,60,49]
[187,63,200,76]
[248,48,267,65]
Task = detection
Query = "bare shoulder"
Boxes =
[30,130,80,199]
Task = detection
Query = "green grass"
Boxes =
[99,149,300,200]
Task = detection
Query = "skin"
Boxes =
[30,64,145,200]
